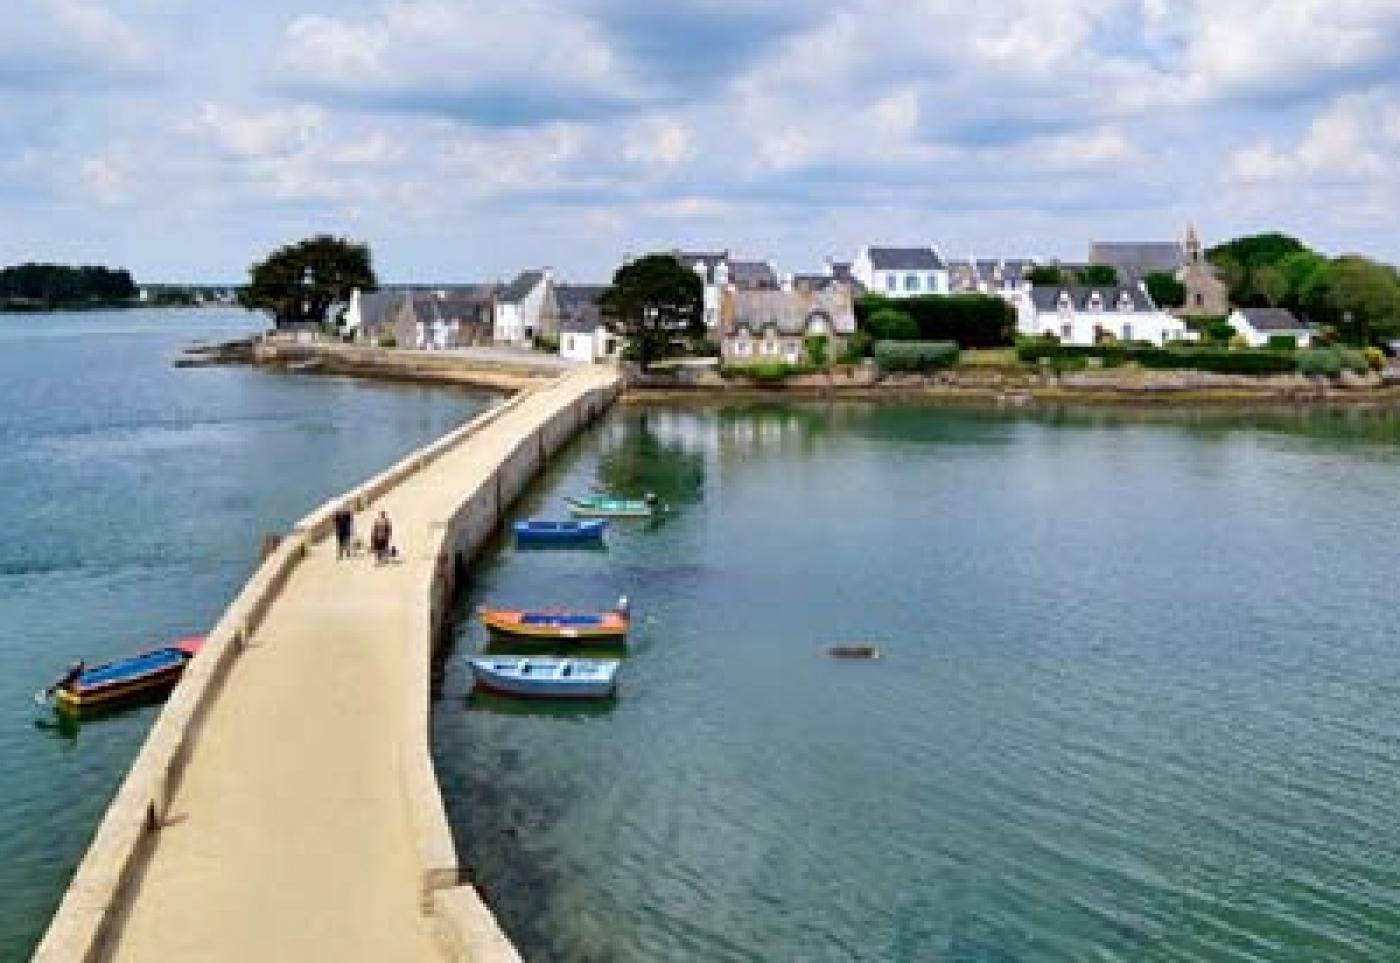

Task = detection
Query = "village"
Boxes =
[329,226,1333,380]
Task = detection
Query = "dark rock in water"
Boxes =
[174,337,256,367]
[828,644,881,660]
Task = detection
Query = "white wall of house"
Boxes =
[851,247,948,297]
[492,302,523,343]
[1018,294,1191,346]
[559,327,619,363]
[1227,310,1313,348]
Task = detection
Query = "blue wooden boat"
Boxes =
[468,657,618,699]
[46,637,204,714]
[513,519,606,546]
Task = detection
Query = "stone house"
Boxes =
[946,258,1036,298]
[1089,226,1229,318]
[675,250,779,329]
[721,285,857,365]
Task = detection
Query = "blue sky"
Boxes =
[2,0,1398,282]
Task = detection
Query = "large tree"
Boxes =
[239,235,376,328]
[1325,255,1400,345]
[1252,265,1288,307]
[598,253,703,369]
[1142,271,1185,308]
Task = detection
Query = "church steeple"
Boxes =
[1185,224,1202,265]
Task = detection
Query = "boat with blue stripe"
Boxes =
[480,598,630,643]
[513,518,607,546]
[45,637,204,714]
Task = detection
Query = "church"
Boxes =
[1088,225,1229,318]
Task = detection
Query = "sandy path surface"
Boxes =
[110,368,614,962]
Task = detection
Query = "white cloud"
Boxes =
[80,156,130,205]
[189,103,325,160]
[1227,88,1400,184]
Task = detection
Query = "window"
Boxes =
[905,273,921,292]
[885,274,897,292]
[1061,323,1072,340]
[1194,293,1203,307]
[927,273,939,292]
[1122,323,1133,342]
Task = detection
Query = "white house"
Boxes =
[852,246,948,297]
[1020,285,1191,346]
[492,269,557,345]
[1228,307,1314,348]
[556,284,620,363]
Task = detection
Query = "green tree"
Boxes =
[598,253,703,370]
[1212,253,1249,303]
[864,307,919,341]
[1027,266,1066,286]
[1207,233,1309,271]
[239,235,376,328]
[1076,265,1119,286]
[1142,271,1185,308]
[1326,255,1400,345]
[1277,250,1327,305]
[1253,265,1288,307]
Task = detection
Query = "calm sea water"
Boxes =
[0,309,494,961]
[434,403,1400,962]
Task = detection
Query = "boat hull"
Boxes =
[565,497,653,519]
[480,606,629,642]
[52,638,204,715]
[469,658,617,699]
[513,519,607,546]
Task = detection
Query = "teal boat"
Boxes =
[566,494,658,518]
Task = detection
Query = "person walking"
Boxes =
[370,510,393,564]
[332,506,354,560]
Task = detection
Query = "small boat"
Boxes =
[468,657,619,700]
[513,519,607,546]
[565,494,658,518]
[45,637,205,714]
[828,645,881,660]
[480,598,630,642]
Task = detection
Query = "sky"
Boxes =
[2,0,1398,283]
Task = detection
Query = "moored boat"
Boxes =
[565,494,658,518]
[513,518,607,546]
[468,657,619,699]
[47,637,204,714]
[480,598,630,642]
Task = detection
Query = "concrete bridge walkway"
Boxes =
[106,367,617,961]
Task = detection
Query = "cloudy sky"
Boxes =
[3,0,1398,282]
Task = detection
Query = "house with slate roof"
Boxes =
[851,246,949,297]
[1228,307,1314,348]
[493,269,559,346]
[555,284,620,363]
[1019,285,1191,346]
[674,250,780,329]
[1090,226,1229,317]
[946,258,1036,298]
[720,285,857,365]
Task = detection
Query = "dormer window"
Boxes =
[1118,292,1135,312]
[1088,291,1104,312]
[1057,291,1073,313]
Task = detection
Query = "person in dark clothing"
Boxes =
[333,507,354,560]
[370,510,393,564]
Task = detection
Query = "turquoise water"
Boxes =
[434,403,1400,962]
[0,310,495,960]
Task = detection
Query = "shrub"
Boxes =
[688,336,720,358]
[873,340,960,373]
[533,334,559,353]
[1228,334,1249,350]
[1365,346,1386,371]
[1266,335,1297,350]
[377,333,397,348]
[1015,341,1297,375]
[1297,348,1342,378]
[804,334,829,369]
[865,306,919,341]
[840,330,873,364]
[1338,348,1370,374]
[857,294,1014,348]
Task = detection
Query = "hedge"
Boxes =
[1296,347,1369,377]
[865,307,918,341]
[1015,341,1297,375]
[856,294,1014,348]
[721,361,815,382]
[873,340,960,373]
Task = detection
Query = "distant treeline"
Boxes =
[0,263,138,310]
